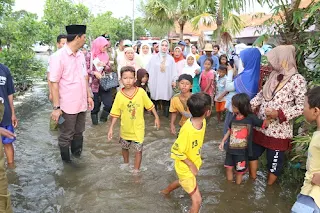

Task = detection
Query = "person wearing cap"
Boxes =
[49,25,94,162]
[197,43,219,71]
[178,40,187,58]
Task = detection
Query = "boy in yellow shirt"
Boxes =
[170,74,193,135]
[161,92,212,213]
[292,86,320,212]
[107,66,160,173]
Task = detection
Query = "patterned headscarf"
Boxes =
[263,45,298,101]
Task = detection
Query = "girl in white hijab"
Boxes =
[139,43,152,68]
[182,53,201,93]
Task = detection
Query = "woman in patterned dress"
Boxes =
[249,45,307,185]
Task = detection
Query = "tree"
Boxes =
[87,12,146,44]
[41,0,90,46]
[0,10,45,89]
[0,0,13,17]
[142,0,197,40]
[191,0,259,43]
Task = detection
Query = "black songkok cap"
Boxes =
[66,25,87,35]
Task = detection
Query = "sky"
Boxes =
[13,0,141,19]
[13,0,270,20]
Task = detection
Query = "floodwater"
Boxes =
[7,54,298,213]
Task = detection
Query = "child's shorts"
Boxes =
[224,153,248,174]
[1,125,15,144]
[179,176,198,195]
[291,194,320,213]
[119,138,143,152]
[249,142,285,177]
[215,101,226,112]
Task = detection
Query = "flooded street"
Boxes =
[7,82,297,213]
[7,54,297,212]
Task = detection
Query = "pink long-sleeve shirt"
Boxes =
[49,45,88,114]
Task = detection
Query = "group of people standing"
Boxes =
[45,24,319,213]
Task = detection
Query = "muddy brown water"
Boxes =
[8,55,298,213]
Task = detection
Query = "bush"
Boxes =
[0,48,46,92]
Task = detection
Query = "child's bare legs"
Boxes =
[4,143,14,165]
[161,180,180,195]
[122,149,129,164]
[134,151,142,171]
[267,173,278,185]
[225,167,233,181]
[249,160,258,179]
[190,187,202,213]
[235,173,243,185]
[217,112,221,123]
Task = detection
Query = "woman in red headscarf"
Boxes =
[86,36,113,125]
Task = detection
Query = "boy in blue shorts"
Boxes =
[108,66,160,173]
[0,63,17,167]
[291,86,320,213]
[161,92,212,213]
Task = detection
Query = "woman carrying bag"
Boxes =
[86,36,115,125]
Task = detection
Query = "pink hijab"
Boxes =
[91,36,109,63]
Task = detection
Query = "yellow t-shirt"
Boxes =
[169,94,192,126]
[110,87,154,143]
[300,131,320,207]
[171,118,206,180]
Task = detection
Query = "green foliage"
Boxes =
[141,0,198,39]
[190,0,256,42]
[0,0,13,17]
[255,1,320,82]
[0,9,45,92]
[41,0,91,46]
[88,12,146,44]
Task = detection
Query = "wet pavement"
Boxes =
[6,80,299,213]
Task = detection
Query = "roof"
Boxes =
[170,0,318,37]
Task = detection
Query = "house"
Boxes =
[169,0,318,46]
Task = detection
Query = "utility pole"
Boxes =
[132,0,135,42]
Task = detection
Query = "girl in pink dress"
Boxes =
[200,58,215,101]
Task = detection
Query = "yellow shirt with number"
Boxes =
[171,118,206,180]
[300,131,320,207]
[110,87,154,143]
[169,94,192,127]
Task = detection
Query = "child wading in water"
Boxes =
[215,65,228,123]
[182,54,201,93]
[291,86,320,212]
[200,58,215,103]
[219,93,270,184]
[161,93,212,213]
[170,74,193,135]
[136,68,150,97]
[108,66,160,172]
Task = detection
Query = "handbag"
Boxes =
[90,53,119,91]
[100,72,119,91]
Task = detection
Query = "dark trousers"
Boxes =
[58,112,86,147]
[92,87,113,115]
[152,100,170,110]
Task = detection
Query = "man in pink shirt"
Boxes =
[49,25,94,162]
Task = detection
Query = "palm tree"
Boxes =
[191,0,261,43]
[141,0,197,40]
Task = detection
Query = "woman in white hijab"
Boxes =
[139,43,152,68]
[182,53,201,93]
